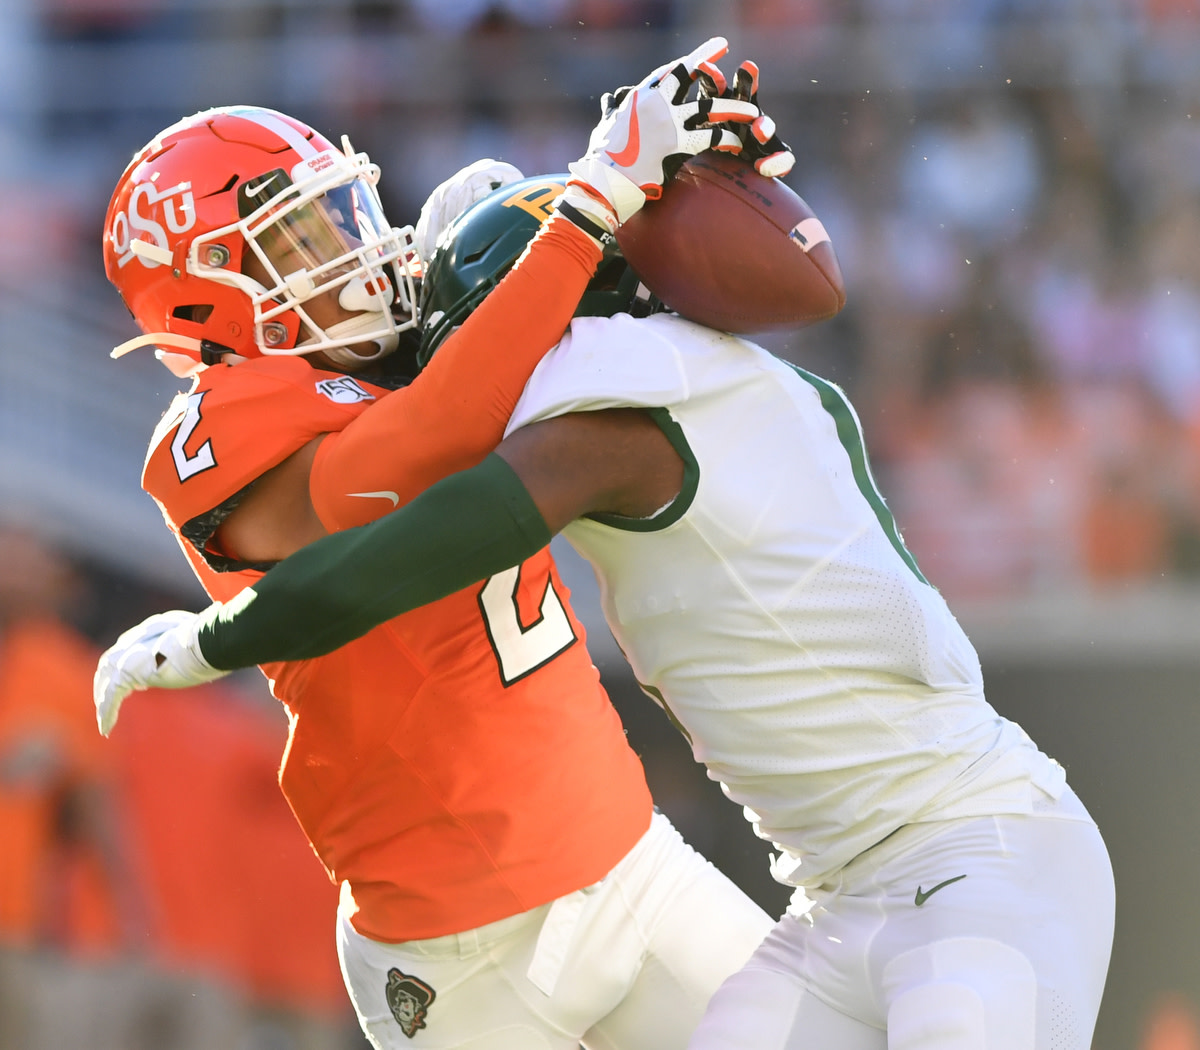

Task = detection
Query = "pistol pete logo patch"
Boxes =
[385,968,436,1038]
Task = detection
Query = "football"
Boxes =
[615,151,846,334]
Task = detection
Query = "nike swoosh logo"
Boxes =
[606,100,641,167]
[914,874,967,906]
[347,490,400,507]
[243,176,279,199]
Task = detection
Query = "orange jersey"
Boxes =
[140,216,653,942]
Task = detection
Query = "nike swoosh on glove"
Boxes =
[565,36,759,227]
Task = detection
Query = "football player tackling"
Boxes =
[94,39,785,1050]
[98,54,1115,1050]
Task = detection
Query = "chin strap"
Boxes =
[110,331,203,360]
[110,333,251,377]
[155,351,207,378]
[110,332,208,378]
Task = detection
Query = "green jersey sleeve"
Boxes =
[197,453,552,669]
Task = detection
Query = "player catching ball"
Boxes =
[99,46,1115,1050]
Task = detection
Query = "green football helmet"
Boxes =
[417,174,661,368]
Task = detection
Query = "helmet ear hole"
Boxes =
[172,304,214,323]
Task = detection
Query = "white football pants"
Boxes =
[687,786,1114,1050]
[336,811,774,1050]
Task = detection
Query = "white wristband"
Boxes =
[155,615,228,688]
[566,157,647,224]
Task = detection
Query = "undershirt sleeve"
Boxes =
[309,213,601,530]
[197,454,550,669]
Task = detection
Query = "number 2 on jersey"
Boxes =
[478,564,576,685]
[169,391,217,481]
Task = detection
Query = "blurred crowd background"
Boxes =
[3,0,1200,1048]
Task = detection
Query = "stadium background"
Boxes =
[1,0,1199,1046]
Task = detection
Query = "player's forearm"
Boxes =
[310,215,600,530]
[198,454,551,669]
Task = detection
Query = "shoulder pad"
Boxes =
[142,357,387,529]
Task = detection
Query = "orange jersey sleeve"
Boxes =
[310,213,601,529]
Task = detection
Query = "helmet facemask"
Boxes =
[218,142,418,369]
[108,120,419,376]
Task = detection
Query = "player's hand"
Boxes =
[565,36,758,228]
[413,158,525,265]
[699,60,795,178]
[93,610,228,737]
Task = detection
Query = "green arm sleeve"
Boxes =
[197,453,552,669]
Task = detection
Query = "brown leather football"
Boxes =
[616,151,846,333]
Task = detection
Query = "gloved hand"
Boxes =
[413,158,526,265]
[699,59,796,178]
[564,36,758,232]
[93,609,228,737]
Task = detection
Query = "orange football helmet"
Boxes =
[103,105,419,376]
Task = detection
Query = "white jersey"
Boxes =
[508,313,1066,889]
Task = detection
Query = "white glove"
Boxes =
[413,158,526,264]
[93,609,228,737]
[565,36,758,227]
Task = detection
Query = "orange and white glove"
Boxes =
[699,59,796,178]
[562,36,758,234]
